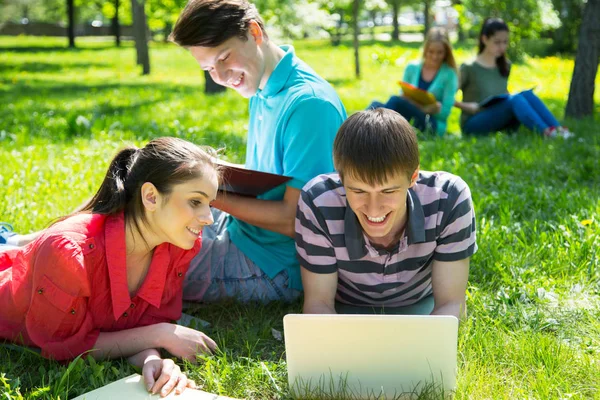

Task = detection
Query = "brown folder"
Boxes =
[217,160,291,197]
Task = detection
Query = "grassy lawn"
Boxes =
[1,36,599,399]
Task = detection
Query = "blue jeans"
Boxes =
[463,89,560,136]
[369,96,437,133]
[183,208,302,303]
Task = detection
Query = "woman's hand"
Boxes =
[158,323,218,362]
[454,101,480,114]
[143,357,197,397]
[422,101,441,115]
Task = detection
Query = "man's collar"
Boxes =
[255,45,295,99]
[344,188,426,260]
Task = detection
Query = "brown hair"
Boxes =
[423,27,457,72]
[478,17,510,77]
[169,0,267,48]
[76,137,220,240]
[334,109,419,185]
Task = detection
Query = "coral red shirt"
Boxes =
[0,212,201,361]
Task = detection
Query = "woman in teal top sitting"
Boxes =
[369,27,458,136]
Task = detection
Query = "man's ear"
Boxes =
[248,20,264,45]
[140,182,159,212]
[409,166,420,187]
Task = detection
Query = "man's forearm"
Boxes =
[431,301,466,320]
[303,301,337,314]
[212,193,296,237]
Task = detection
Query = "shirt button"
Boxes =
[37,288,44,294]
[123,312,128,317]
[177,272,183,277]
[70,309,76,315]
[89,243,94,249]
[130,303,135,309]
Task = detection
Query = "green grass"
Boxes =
[1,36,599,399]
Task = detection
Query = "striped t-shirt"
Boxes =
[295,171,477,307]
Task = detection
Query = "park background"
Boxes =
[0,0,599,398]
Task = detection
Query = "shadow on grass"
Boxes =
[0,78,248,153]
[0,61,110,74]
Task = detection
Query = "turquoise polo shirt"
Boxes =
[227,45,347,290]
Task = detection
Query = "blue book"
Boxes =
[479,93,510,108]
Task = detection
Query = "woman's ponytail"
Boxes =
[79,147,139,214]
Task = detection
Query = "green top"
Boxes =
[459,60,510,126]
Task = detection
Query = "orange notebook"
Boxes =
[216,160,291,197]
[397,81,436,106]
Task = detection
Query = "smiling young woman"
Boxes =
[0,137,220,397]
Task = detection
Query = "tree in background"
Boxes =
[459,0,543,60]
[131,0,150,74]
[67,0,75,47]
[549,0,585,54]
[387,0,401,41]
[565,0,599,118]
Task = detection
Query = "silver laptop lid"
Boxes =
[284,314,458,399]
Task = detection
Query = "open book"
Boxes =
[479,93,510,108]
[397,81,437,106]
[216,160,291,197]
[73,374,239,400]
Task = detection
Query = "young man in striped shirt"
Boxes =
[295,109,477,318]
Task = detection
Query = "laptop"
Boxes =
[283,314,459,399]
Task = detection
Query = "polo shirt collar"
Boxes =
[105,212,170,320]
[255,45,295,99]
[344,189,426,260]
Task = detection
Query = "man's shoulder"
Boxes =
[414,171,470,202]
[301,173,345,205]
[283,57,344,113]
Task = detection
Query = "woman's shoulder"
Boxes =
[459,59,477,70]
[405,61,422,72]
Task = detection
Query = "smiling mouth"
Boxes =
[365,212,390,224]
[230,73,244,88]
[186,226,201,236]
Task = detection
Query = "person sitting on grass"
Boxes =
[0,137,219,397]
[295,109,477,317]
[368,27,458,137]
[454,17,573,138]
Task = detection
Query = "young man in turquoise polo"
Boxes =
[169,0,347,302]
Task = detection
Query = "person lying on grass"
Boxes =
[296,109,477,317]
[0,137,219,397]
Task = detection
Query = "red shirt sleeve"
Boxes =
[25,235,99,361]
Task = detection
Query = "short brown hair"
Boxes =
[169,0,267,48]
[333,109,419,185]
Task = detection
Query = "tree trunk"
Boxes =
[391,0,400,41]
[353,0,360,78]
[204,71,226,94]
[565,0,600,118]
[371,10,376,40]
[67,0,75,48]
[131,0,150,75]
[423,0,431,36]
[113,0,120,47]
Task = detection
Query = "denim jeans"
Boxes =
[183,208,302,304]
[463,89,560,136]
[369,95,437,133]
